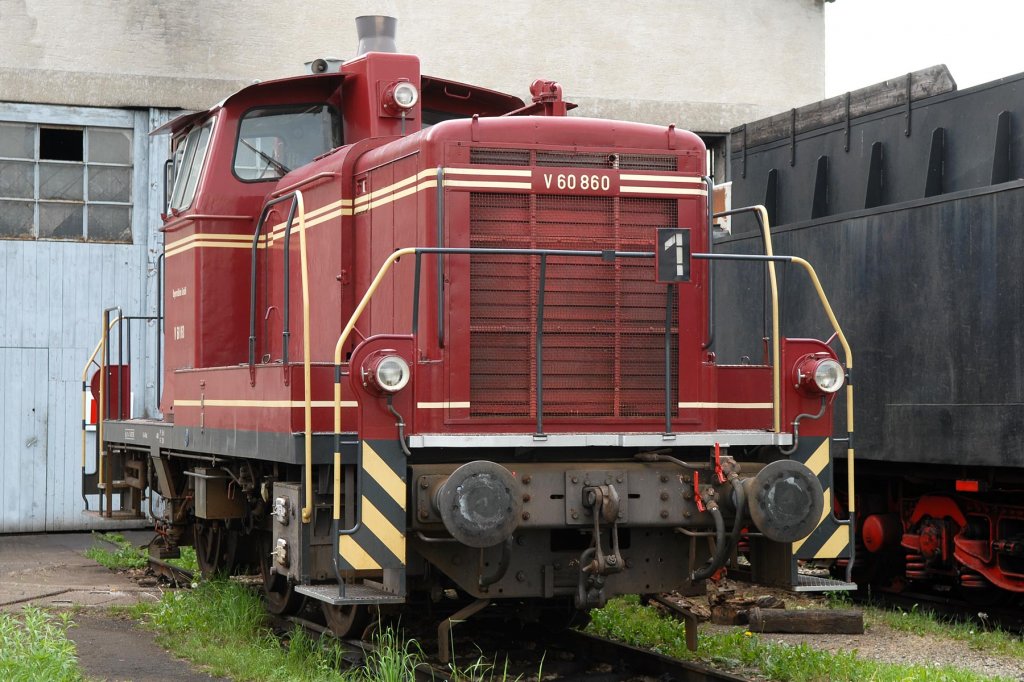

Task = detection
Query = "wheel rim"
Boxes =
[193,520,238,578]
[322,602,369,638]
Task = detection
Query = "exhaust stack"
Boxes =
[356,15,398,56]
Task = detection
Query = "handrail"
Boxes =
[245,191,313,520]
[248,191,309,375]
[317,246,416,525]
[323,246,656,527]
[701,175,714,350]
[81,312,163,512]
[98,307,120,500]
[159,213,251,234]
[80,313,121,511]
[272,171,339,198]
[693,251,855,516]
[295,192,313,522]
[712,205,780,432]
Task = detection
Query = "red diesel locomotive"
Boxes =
[83,17,856,645]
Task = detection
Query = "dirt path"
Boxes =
[67,613,228,682]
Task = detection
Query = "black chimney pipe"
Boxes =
[356,15,398,55]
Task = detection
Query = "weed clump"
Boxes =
[0,607,83,682]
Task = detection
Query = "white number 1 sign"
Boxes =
[656,228,691,283]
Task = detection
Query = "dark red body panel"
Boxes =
[159,52,840,449]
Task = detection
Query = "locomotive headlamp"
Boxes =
[362,353,411,393]
[793,354,845,396]
[383,81,419,113]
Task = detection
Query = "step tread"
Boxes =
[295,582,405,606]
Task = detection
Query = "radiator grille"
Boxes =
[469,193,679,419]
[470,148,676,171]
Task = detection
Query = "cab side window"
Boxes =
[168,121,213,212]
[233,105,341,182]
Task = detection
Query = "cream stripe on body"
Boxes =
[620,186,707,196]
[620,174,704,184]
[677,402,772,409]
[164,166,703,258]
[174,399,357,408]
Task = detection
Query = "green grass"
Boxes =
[0,607,84,682]
[446,653,528,682]
[124,579,353,681]
[587,595,1014,682]
[84,532,148,570]
[122,578,444,681]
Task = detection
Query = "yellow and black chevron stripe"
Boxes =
[790,436,853,561]
[338,440,406,572]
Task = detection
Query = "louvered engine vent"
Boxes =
[469,191,679,420]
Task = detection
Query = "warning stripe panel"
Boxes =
[362,442,405,509]
[791,436,852,560]
[337,440,407,573]
[339,534,380,570]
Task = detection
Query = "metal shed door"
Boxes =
[0,348,48,533]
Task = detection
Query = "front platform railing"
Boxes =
[80,309,161,516]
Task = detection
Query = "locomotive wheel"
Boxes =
[257,533,304,615]
[321,602,370,638]
[193,520,238,578]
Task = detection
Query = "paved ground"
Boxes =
[68,612,228,682]
[1,531,227,681]
[0,530,161,611]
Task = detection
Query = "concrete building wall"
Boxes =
[0,0,827,133]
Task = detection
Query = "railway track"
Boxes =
[140,554,748,680]
[141,553,746,679]
[268,608,748,681]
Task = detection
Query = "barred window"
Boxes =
[0,123,133,242]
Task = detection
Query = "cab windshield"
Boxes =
[233,104,340,182]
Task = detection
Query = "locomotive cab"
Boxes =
[84,16,857,655]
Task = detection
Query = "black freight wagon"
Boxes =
[715,66,1024,596]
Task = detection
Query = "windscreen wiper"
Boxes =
[240,138,291,176]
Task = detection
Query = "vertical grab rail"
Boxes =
[81,313,162,512]
[711,205,780,433]
[81,313,121,511]
[246,192,313,525]
[693,251,855,576]
[701,175,715,350]
[534,254,547,437]
[318,247,419,526]
[248,193,306,375]
[99,306,121,516]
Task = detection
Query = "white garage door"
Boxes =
[0,348,48,533]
